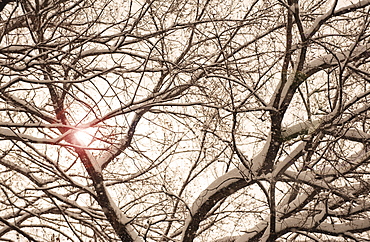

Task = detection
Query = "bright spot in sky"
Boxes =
[74,127,97,145]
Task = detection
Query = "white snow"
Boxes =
[190,167,248,212]
[0,127,58,144]
[279,188,314,215]
[304,43,370,75]
[80,47,112,57]
[0,122,75,129]
[249,135,272,173]
[272,141,307,177]
[284,170,331,189]
[305,0,370,38]
[104,187,143,242]
[97,136,128,169]
[317,218,370,234]
[281,120,321,140]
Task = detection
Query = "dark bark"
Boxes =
[0,0,15,12]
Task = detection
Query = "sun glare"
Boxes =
[74,127,97,145]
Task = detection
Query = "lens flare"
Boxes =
[74,127,96,145]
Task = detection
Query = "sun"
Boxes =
[74,127,97,145]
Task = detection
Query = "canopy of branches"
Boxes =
[1,0,370,241]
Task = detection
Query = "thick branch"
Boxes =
[181,167,255,242]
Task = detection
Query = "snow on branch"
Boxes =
[275,149,370,217]
[305,0,370,39]
[0,158,98,217]
[324,127,370,143]
[189,167,249,212]
[0,125,104,175]
[278,187,314,216]
[304,43,370,76]
[0,127,99,151]
[272,141,307,177]
[0,76,108,90]
[234,208,370,242]
[304,0,337,39]
[181,165,256,241]
[215,236,238,242]
[276,208,326,233]
[281,119,321,140]
[283,170,331,190]
[97,109,147,170]
[335,0,370,14]
[329,200,370,217]
[97,136,128,170]
[316,219,370,234]
[103,189,143,242]
[0,91,56,123]
[314,149,370,177]
[182,132,274,241]
[0,127,64,144]
[232,207,326,242]
[233,222,268,242]
[0,122,77,129]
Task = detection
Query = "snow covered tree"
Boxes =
[1,0,370,241]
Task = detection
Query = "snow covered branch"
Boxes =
[181,166,256,242]
[97,109,147,170]
[0,127,67,144]
[281,119,321,140]
[304,43,370,77]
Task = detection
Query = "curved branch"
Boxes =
[0,0,15,12]
[181,166,256,242]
